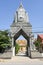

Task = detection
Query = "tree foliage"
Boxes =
[34,40,41,50]
[15,43,20,54]
[0,30,11,53]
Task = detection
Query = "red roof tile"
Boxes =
[38,34,43,39]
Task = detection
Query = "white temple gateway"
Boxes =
[10,3,43,58]
[10,3,34,57]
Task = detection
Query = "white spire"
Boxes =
[14,2,29,23]
[19,2,23,8]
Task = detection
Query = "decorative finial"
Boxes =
[19,0,23,8]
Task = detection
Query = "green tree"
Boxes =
[15,43,20,54]
[0,30,11,53]
[34,40,41,50]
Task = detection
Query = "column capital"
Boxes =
[11,32,15,38]
[12,36,14,38]
[11,34,14,38]
[29,33,34,38]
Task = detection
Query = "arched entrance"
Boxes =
[14,29,30,56]
[10,3,33,58]
[15,35,28,56]
[15,36,28,56]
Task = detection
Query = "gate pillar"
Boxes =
[12,37,15,56]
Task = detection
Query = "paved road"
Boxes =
[0,56,43,65]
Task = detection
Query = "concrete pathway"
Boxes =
[16,51,26,56]
[11,56,40,62]
[0,56,43,65]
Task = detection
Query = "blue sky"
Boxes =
[0,0,43,39]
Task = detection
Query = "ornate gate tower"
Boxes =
[10,3,34,57]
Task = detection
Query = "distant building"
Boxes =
[16,40,27,52]
[37,34,43,52]
[16,40,27,46]
[37,34,43,43]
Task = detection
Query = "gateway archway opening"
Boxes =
[13,29,30,57]
[15,35,28,56]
